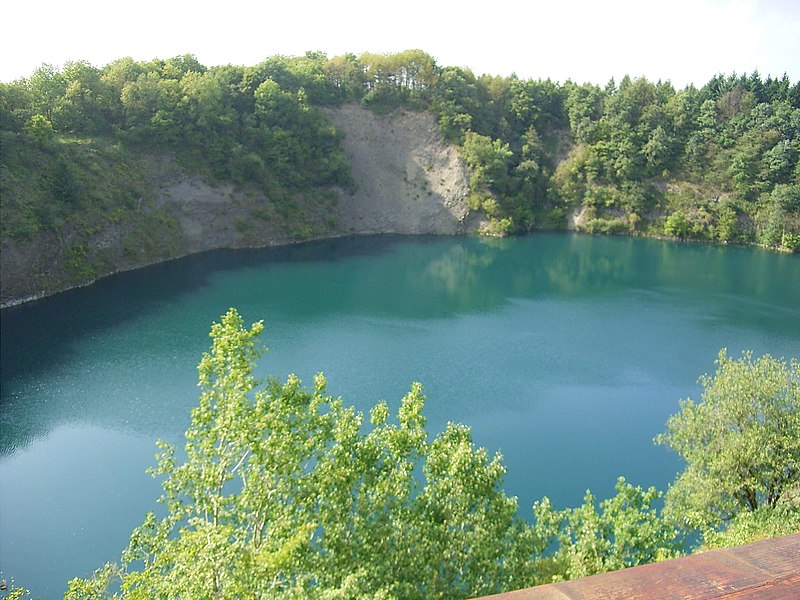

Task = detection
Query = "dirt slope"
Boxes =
[324,103,481,234]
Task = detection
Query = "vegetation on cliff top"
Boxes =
[0,54,352,248]
[61,309,798,598]
[2,50,798,254]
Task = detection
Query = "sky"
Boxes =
[1,0,798,87]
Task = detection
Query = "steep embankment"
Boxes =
[325,104,482,234]
[0,105,477,307]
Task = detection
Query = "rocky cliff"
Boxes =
[324,104,482,235]
[0,104,479,307]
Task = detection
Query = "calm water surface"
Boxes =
[1,233,799,597]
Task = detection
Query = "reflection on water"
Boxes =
[1,233,798,597]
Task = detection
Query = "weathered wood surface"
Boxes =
[479,533,800,599]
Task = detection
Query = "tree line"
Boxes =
[2,50,798,248]
[55,309,797,598]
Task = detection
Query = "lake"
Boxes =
[1,233,798,597]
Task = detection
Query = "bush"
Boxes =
[664,210,690,238]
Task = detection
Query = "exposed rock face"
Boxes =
[568,205,590,231]
[0,231,65,306]
[0,104,477,307]
[155,174,286,253]
[324,104,480,234]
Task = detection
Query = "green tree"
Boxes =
[26,63,66,122]
[432,66,482,142]
[564,82,605,144]
[532,478,682,582]
[101,57,145,95]
[119,71,182,143]
[67,309,534,599]
[161,54,207,79]
[254,79,299,127]
[21,114,56,147]
[460,131,520,231]
[461,131,513,191]
[756,183,800,250]
[508,78,566,135]
[59,60,115,133]
[324,52,366,100]
[0,81,33,132]
[664,210,690,238]
[700,504,800,550]
[714,202,739,242]
[642,124,672,174]
[656,350,800,533]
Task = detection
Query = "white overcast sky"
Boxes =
[1,0,798,87]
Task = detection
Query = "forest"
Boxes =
[1,49,799,254]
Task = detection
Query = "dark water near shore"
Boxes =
[1,233,798,597]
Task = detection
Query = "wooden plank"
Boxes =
[480,533,800,599]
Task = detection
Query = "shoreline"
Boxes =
[4,228,792,311]
[0,232,353,310]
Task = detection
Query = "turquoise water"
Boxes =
[1,233,798,597]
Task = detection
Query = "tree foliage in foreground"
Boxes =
[656,350,800,533]
[532,478,682,582]
[66,312,798,598]
[67,309,536,599]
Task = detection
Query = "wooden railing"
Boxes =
[479,533,800,599]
